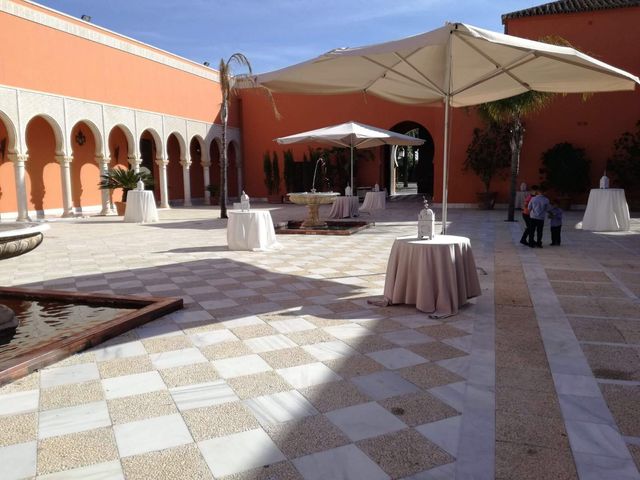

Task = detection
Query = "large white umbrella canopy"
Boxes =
[275,121,425,191]
[258,22,639,231]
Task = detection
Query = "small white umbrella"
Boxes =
[275,120,425,192]
[258,22,639,232]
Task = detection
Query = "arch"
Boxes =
[108,125,133,168]
[25,115,62,215]
[141,128,163,160]
[140,129,161,200]
[166,133,184,201]
[167,131,187,161]
[208,137,221,193]
[189,136,205,200]
[24,113,65,156]
[388,121,435,197]
[70,121,101,211]
[0,112,18,214]
[0,110,18,155]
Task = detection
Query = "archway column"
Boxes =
[202,161,211,204]
[96,155,113,215]
[56,155,74,218]
[156,157,170,209]
[390,146,398,196]
[181,159,192,207]
[236,157,243,199]
[129,156,142,173]
[10,153,30,221]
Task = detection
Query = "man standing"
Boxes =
[528,187,550,248]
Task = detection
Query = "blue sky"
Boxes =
[36,0,537,74]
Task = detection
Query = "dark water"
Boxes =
[0,298,134,366]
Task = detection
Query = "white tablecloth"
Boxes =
[328,196,359,218]
[383,235,481,317]
[360,191,386,212]
[515,191,528,209]
[581,189,631,232]
[227,210,280,251]
[123,190,158,223]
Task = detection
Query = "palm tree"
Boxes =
[477,91,555,221]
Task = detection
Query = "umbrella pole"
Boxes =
[350,145,354,194]
[441,95,451,235]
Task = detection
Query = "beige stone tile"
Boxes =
[0,412,37,446]
[357,319,404,333]
[380,392,459,426]
[159,363,219,388]
[551,281,625,297]
[583,345,640,381]
[545,269,610,282]
[219,460,303,480]
[416,324,468,340]
[304,317,349,328]
[122,444,213,480]
[183,322,225,334]
[495,387,562,419]
[259,347,317,369]
[37,427,118,475]
[495,441,577,480]
[98,355,154,379]
[323,354,384,379]
[142,335,193,354]
[182,402,259,441]
[45,351,97,369]
[107,390,177,424]
[357,428,454,478]
[286,329,335,346]
[341,335,395,354]
[231,324,277,339]
[200,341,253,361]
[299,380,369,413]
[496,412,569,449]
[0,372,39,394]
[40,380,104,411]
[408,342,467,361]
[599,384,640,437]
[629,444,640,472]
[227,371,291,399]
[495,366,554,392]
[398,363,464,389]
[265,415,349,458]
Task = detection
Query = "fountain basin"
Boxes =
[287,192,339,228]
[0,223,50,260]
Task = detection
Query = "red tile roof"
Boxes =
[502,0,640,22]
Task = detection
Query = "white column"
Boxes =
[56,155,74,218]
[129,156,142,172]
[10,154,30,221]
[96,156,112,215]
[236,156,243,199]
[181,159,192,207]
[156,157,170,209]
[203,161,211,204]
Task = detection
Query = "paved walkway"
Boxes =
[0,203,638,479]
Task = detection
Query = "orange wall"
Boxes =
[504,8,640,201]
[0,1,241,126]
[70,122,101,210]
[0,119,18,213]
[25,116,63,213]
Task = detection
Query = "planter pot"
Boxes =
[476,192,497,210]
[114,201,126,216]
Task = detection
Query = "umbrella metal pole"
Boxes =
[350,145,354,194]
[442,96,451,235]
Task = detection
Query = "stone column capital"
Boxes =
[180,159,191,169]
[8,153,27,164]
[155,158,169,167]
[55,155,73,165]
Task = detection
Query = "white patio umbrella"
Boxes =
[275,120,425,192]
[257,22,640,232]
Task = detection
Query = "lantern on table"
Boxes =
[599,171,610,189]
[418,197,435,240]
[240,191,250,211]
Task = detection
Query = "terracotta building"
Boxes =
[0,0,638,219]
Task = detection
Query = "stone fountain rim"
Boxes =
[0,222,50,240]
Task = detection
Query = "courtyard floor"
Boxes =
[0,202,639,480]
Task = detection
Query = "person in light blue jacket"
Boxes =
[548,199,563,246]
[528,188,550,248]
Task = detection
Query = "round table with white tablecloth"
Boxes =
[328,196,359,218]
[227,210,281,251]
[383,235,481,317]
[360,191,386,213]
[123,190,159,223]
[581,189,631,232]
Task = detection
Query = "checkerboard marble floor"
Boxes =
[0,202,638,479]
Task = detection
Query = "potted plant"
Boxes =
[539,142,591,210]
[263,151,282,202]
[464,123,511,209]
[98,166,154,215]
[205,184,219,205]
[607,120,640,209]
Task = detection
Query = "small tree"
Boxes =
[263,151,274,194]
[607,120,640,195]
[272,151,281,195]
[540,142,591,197]
[464,123,511,194]
[283,149,295,193]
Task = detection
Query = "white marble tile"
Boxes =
[367,348,427,369]
[0,441,37,480]
[276,362,341,389]
[293,444,389,480]
[382,329,434,346]
[135,321,182,340]
[38,460,124,480]
[429,382,467,412]
[244,334,297,353]
[436,356,470,379]
[566,421,630,459]
[403,463,456,480]
[198,428,285,477]
[326,402,406,441]
[303,340,358,361]
[558,394,616,425]
[39,401,111,439]
[573,452,640,480]
[93,340,147,361]
[324,324,373,340]
[0,389,39,415]
[351,371,419,401]
[220,315,264,329]
[269,318,316,333]
[170,380,238,410]
[189,329,237,348]
[114,413,193,457]
[392,315,441,329]
[199,298,238,310]
[553,373,602,397]
[102,371,166,400]
[212,354,272,378]
[149,347,208,370]
[416,415,463,456]
[442,335,473,353]
[41,363,100,388]
[244,390,318,426]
